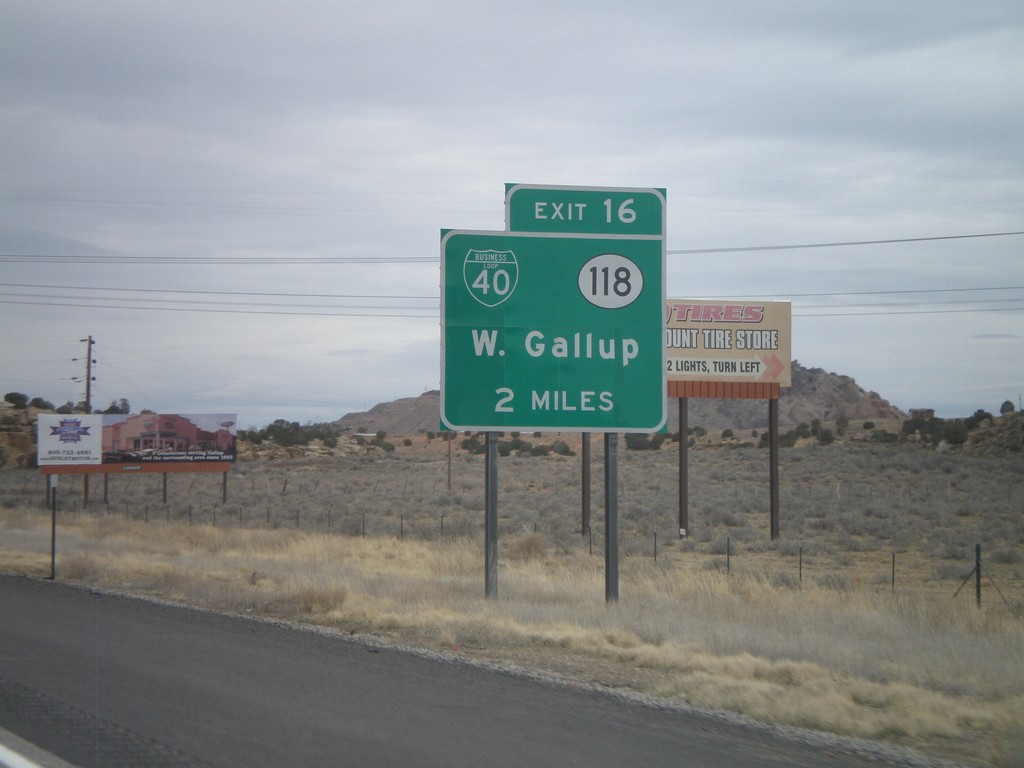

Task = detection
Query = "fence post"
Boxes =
[975,543,982,608]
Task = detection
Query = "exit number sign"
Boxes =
[505,183,666,236]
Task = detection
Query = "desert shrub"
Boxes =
[708,508,744,527]
[549,440,574,457]
[295,584,348,614]
[779,431,799,448]
[506,532,547,560]
[815,572,852,591]
[625,433,666,450]
[708,534,731,555]
[776,539,802,557]
[461,436,484,454]
[989,548,1021,565]
[771,572,801,589]
[933,562,971,580]
[60,553,99,581]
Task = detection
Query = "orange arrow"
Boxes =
[759,353,785,380]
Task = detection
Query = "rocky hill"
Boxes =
[331,361,906,436]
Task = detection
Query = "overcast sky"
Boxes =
[2,1,1021,428]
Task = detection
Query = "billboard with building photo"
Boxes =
[102,413,237,463]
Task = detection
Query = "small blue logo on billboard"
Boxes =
[50,418,92,444]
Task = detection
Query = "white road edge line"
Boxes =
[0,743,43,768]
[0,728,78,768]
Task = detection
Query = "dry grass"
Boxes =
[2,439,1023,766]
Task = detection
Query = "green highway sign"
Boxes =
[505,183,666,236]
[441,230,666,432]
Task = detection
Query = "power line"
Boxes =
[0,291,436,312]
[2,228,1022,264]
[667,230,1024,255]
[0,296,1019,319]
[0,282,436,300]
[0,298,432,318]
[0,254,436,265]
[2,282,1019,311]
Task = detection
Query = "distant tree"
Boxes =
[943,421,969,445]
[817,428,835,445]
[1000,400,1015,415]
[29,397,54,410]
[3,392,28,409]
[964,409,993,431]
[721,428,734,439]
[102,398,130,414]
[56,400,75,414]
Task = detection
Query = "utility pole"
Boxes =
[76,336,95,507]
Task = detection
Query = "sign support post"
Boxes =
[485,432,499,598]
[604,432,619,603]
[769,398,780,539]
[678,398,689,539]
[581,433,591,536]
[48,475,57,580]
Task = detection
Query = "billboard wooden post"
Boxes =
[678,398,688,539]
[769,396,780,539]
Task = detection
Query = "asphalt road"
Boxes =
[0,575,902,767]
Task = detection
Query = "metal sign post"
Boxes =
[485,432,499,598]
[604,432,619,602]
